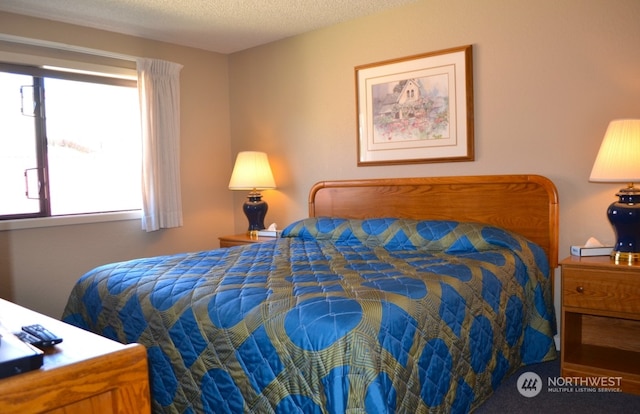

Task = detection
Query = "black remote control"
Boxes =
[20,324,63,347]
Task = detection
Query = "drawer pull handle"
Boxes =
[576,286,584,293]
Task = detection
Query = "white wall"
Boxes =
[229,0,640,245]
[0,12,235,317]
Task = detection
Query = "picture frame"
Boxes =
[356,45,474,166]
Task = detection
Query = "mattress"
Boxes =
[62,217,557,413]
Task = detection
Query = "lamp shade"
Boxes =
[228,151,276,190]
[589,119,640,182]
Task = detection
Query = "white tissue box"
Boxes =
[570,245,613,257]
[257,229,282,238]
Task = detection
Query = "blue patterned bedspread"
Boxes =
[62,218,556,413]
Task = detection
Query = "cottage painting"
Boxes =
[371,75,449,143]
[356,45,473,165]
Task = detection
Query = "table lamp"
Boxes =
[228,151,276,234]
[589,119,640,263]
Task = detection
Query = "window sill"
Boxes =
[0,210,141,231]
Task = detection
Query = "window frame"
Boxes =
[0,61,141,226]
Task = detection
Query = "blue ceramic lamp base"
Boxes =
[243,191,268,235]
[608,185,640,264]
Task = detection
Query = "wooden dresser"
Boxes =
[0,298,150,413]
[560,256,640,395]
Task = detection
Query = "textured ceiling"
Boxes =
[0,0,417,54]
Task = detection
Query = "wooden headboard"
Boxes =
[309,175,559,268]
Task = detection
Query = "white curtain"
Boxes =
[136,58,184,231]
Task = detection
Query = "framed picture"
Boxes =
[356,45,474,166]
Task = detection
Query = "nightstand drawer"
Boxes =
[563,268,640,314]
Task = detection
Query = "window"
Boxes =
[0,63,141,220]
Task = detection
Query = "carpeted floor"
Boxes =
[474,357,640,413]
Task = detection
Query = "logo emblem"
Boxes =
[517,371,542,397]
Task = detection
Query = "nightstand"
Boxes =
[0,299,150,413]
[219,233,278,248]
[560,256,640,394]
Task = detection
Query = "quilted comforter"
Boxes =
[62,218,557,413]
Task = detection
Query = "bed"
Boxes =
[62,174,559,413]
